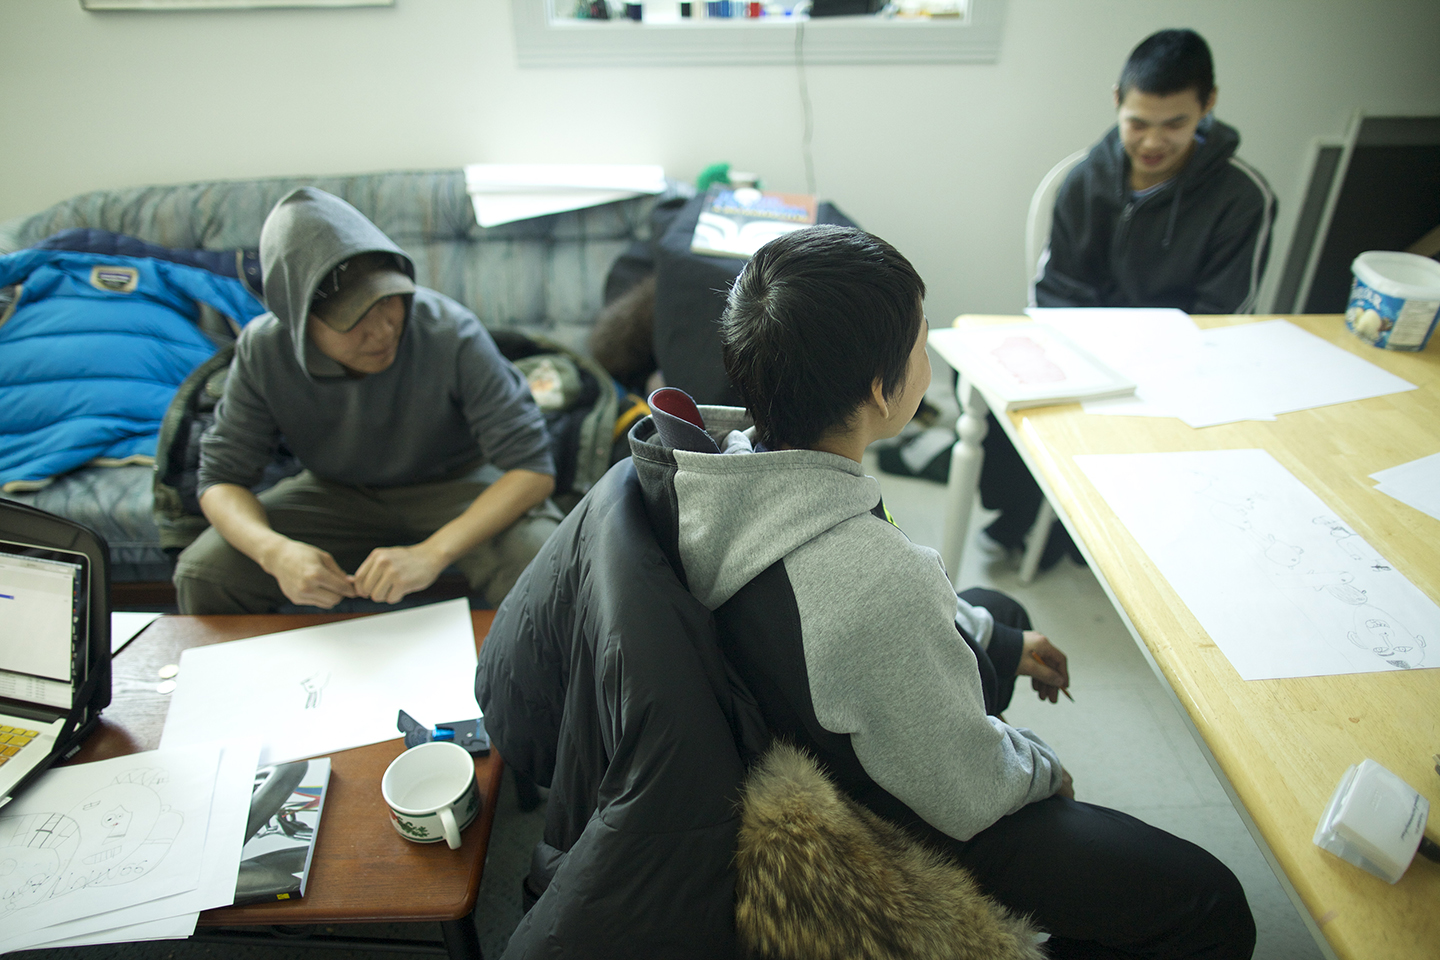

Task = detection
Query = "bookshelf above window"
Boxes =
[511,0,1007,67]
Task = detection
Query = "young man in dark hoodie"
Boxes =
[989,28,1278,561]
[173,187,560,614]
[1033,27,1275,313]
[628,226,1255,958]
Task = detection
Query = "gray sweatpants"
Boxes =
[173,469,562,614]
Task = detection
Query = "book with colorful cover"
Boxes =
[233,757,330,905]
[690,185,818,259]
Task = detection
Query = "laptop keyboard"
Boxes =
[0,725,41,767]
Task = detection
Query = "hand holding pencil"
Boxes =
[1019,631,1073,703]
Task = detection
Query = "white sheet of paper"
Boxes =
[30,914,196,948]
[468,189,646,228]
[463,163,666,227]
[1028,311,1417,427]
[0,743,221,944]
[1076,449,1439,680]
[1371,452,1440,522]
[1174,320,1418,426]
[5,740,258,953]
[1027,307,1199,418]
[111,612,162,655]
[158,598,478,766]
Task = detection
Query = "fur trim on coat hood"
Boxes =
[736,743,1045,960]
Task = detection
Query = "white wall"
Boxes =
[2,0,1437,319]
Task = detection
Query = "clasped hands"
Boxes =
[264,538,446,608]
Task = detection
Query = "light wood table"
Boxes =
[932,314,1440,960]
[70,609,502,959]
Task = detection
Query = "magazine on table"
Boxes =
[233,757,331,905]
[690,185,818,259]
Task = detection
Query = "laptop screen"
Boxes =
[0,542,88,712]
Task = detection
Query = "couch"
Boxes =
[0,168,678,598]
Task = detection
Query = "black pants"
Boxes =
[980,412,1045,547]
[951,588,1256,959]
[951,798,1255,959]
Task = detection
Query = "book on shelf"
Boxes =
[928,321,1136,411]
[233,757,331,905]
[689,185,818,259]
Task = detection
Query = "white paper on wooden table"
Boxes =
[1370,451,1440,523]
[4,739,258,953]
[1174,320,1417,426]
[111,612,162,655]
[0,743,223,945]
[1075,449,1439,680]
[1029,312,1417,427]
[1027,307,1199,418]
[158,598,478,766]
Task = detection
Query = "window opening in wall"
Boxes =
[512,0,1004,67]
[547,1,968,25]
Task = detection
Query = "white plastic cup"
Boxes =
[1345,250,1440,351]
[381,741,479,850]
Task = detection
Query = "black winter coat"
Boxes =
[475,459,770,959]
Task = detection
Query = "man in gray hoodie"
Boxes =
[173,188,559,613]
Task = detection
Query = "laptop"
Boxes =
[0,499,112,809]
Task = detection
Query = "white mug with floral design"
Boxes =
[381,740,480,849]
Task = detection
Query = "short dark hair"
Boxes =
[720,225,925,451]
[1118,29,1214,105]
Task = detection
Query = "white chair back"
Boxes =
[1025,150,1089,284]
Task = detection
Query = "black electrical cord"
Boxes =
[1419,835,1440,864]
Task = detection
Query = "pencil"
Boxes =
[1031,650,1075,701]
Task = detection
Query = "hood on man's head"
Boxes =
[310,252,416,333]
[258,187,416,374]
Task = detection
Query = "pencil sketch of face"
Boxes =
[69,782,168,878]
[1348,606,1426,669]
[100,805,132,839]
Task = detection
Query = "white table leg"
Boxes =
[941,376,988,586]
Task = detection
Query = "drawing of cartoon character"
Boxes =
[1260,534,1303,568]
[0,813,77,912]
[1348,605,1427,669]
[300,672,331,710]
[1314,516,1391,571]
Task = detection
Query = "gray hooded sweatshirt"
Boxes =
[198,188,552,494]
[633,405,1064,842]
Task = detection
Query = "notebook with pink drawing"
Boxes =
[929,321,1135,411]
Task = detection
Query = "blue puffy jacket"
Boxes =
[0,247,264,490]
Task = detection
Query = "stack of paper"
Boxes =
[464,163,666,228]
[0,741,259,952]
[1026,309,1418,427]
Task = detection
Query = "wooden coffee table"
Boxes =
[69,609,501,960]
